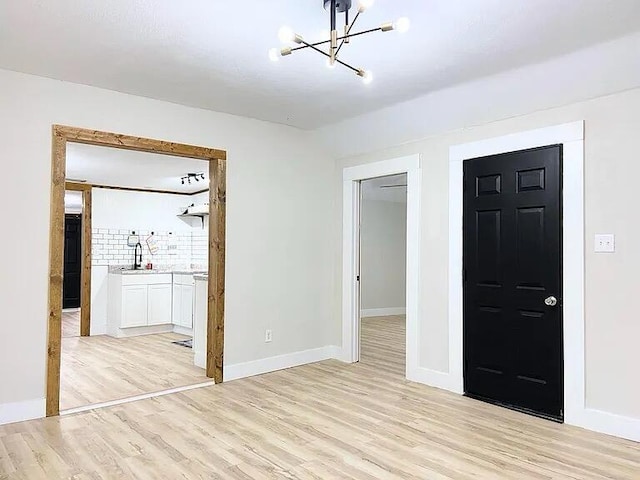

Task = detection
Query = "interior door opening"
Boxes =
[463,144,563,421]
[357,174,408,378]
[47,126,227,417]
[62,211,82,337]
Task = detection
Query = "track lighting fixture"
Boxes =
[181,172,207,185]
[269,0,410,83]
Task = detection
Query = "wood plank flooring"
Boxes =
[360,315,406,376]
[62,310,80,338]
[61,327,207,411]
[2,315,639,479]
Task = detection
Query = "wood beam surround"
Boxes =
[47,125,227,416]
[55,125,227,161]
[80,188,92,337]
[47,131,66,417]
[65,181,92,192]
[67,181,210,197]
[207,159,226,382]
[65,181,93,337]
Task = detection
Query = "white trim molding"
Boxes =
[342,155,421,381]
[444,121,640,441]
[361,307,406,318]
[223,345,340,382]
[0,398,45,425]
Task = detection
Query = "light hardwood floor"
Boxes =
[61,327,207,411]
[360,314,406,376]
[2,315,639,479]
[62,310,80,338]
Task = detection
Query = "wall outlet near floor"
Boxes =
[265,329,273,343]
[594,234,615,253]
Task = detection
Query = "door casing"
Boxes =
[47,125,227,417]
[449,121,585,426]
[342,154,422,378]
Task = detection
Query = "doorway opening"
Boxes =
[47,126,226,416]
[342,155,421,380]
[359,174,407,377]
[62,208,82,338]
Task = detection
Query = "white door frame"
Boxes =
[342,155,421,377]
[449,121,585,423]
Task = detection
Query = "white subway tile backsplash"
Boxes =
[91,227,203,267]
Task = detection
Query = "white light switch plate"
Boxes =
[594,234,615,253]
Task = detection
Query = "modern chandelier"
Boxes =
[269,0,410,84]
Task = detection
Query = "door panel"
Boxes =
[148,284,172,326]
[63,215,82,309]
[463,144,563,420]
[122,285,148,328]
[180,285,194,328]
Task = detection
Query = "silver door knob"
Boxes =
[545,296,558,307]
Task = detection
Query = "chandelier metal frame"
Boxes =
[272,0,409,83]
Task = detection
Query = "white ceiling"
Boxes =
[362,174,407,203]
[66,143,209,194]
[1,1,639,129]
[64,190,83,211]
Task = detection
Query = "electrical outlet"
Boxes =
[594,234,615,253]
[265,329,273,343]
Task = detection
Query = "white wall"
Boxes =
[92,188,194,232]
[329,88,640,435]
[360,199,406,315]
[0,69,336,420]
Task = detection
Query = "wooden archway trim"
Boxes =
[47,125,227,416]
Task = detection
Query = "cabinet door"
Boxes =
[172,284,182,326]
[122,285,148,328]
[180,284,194,328]
[148,284,172,326]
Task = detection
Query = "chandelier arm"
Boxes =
[297,38,361,74]
[335,10,361,58]
[290,26,381,54]
[291,39,332,52]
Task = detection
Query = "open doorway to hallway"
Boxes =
[358,174,407,377]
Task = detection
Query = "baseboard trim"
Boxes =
[0,398,45,426]
[172,325,193,336]
[569,408,640,443]
[407,367,463,394]
[224,345,340,382]
[360,307,406,317]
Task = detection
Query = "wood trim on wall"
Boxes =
[207,159,226,382]
[47,132,66,417]
[47,125,227,416]
[90,184,208,197]
[65,181,93,337]
[80,188,92,337]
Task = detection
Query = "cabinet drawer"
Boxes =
[173,274,195,286]
[122,273,172,286]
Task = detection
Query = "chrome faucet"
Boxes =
[134,242,143,270]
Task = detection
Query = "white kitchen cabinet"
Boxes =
[148,284,173,326]
[121,285,148,328]
[107,272,173,338]
[172,284,182,326]
[193,276,208,369]
[172,274,195,331]
[180,285,194,328]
